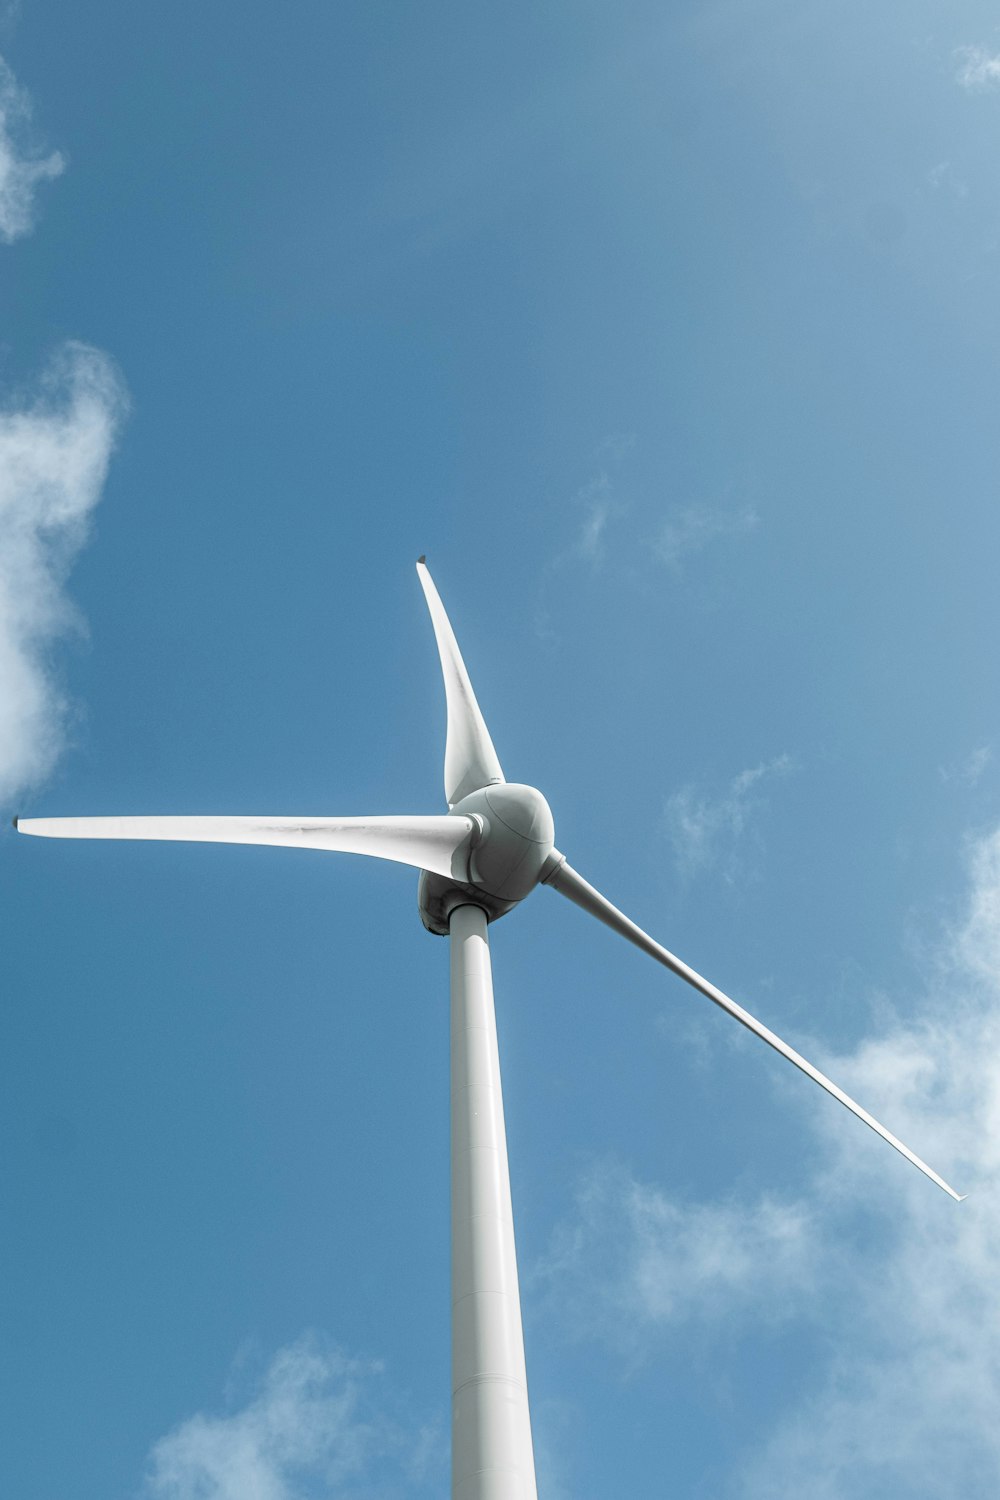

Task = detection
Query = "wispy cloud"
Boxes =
[0,53,63,242]
[655,503,758,572]
[939,743,991,787]
[537,824,1000,1497]
[554,434,635,574]
[926,159,969,199]
[573,472,614,565]
[0,342,128,805]
[665,754,794,881]
[592,432,636,464]
[534,1160,815,1357]
[142,1334,444,1500]
[954,45,1000,92]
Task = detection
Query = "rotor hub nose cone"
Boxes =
[484,784,554,844]
[464,782,554,904]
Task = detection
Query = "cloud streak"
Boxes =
[939,743,991,787]
[0,342,128,805]
[562,437,635,569]
[656,503,758,572]
[0,53,63,242]
[573,472,614,565]
[665,754,794,880]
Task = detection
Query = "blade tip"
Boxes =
[417,554,426,566]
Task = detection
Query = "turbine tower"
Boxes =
[16,558,963,1499]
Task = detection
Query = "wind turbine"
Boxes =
[16,558,962,1500]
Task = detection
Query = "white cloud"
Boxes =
[142,1334,444,1500]
[574,472,613,564]
[938,743,991,787]
[0,342,128,805]
[655,503,758,571]
[958,824,1000,983]
[557,437,635,571]
[0,53,64,242]
[534,1159,816,1356]
[954,45,1000,92]
[665,754,794,880]
[592,431,636,464]
[926,159,969,199]
[538,824,1000,1498]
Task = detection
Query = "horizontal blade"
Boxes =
[545,856,965,1202]
[416,557,504,807]
[15,814,477,881]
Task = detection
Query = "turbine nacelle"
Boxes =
[418,783,556,934]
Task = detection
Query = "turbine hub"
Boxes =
[417,783,556,934]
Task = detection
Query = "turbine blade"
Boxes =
[545,856,965,1202]
[416,557,504,807]
[15,814,478,881]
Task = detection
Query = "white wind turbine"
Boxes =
[17,558,963,1500]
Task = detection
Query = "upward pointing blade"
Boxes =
[15,814,478,882]
[417,557,504,807]
[545,857,965,1202]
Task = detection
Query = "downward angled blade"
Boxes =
[416,557,504,807]
[545,857,965,1201]
[15,814,477,882]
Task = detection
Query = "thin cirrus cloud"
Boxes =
[140,1334,443,1500]
[535,824,1000,1498]
[0,342,128,806]
[939,743,991,788]
[954,46,1000,92]
[562,436,636,569]
[665,754,795,881]
[0,53,64,243]
[573,472,615,566]
[655,503,758,573]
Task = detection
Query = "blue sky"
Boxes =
[2,3,1000,1496]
